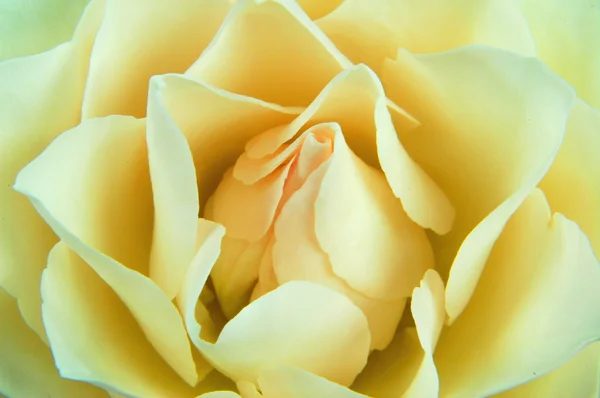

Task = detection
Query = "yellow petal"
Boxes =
[0,286,107,397]
[259,367,368,398]
[296,0,343,20]
[41,242,200,397]
[434,189,600,397]
[540,99,600,260]
[186,0,351,106]
[0,0,90,61]
[0,0,102,342]
[273,157,406,350]
[315,123,434,301]
[352,270,445,398]
[382,45,575,321]
[197,392,241,398]
[82,0,233,118]
[14,116,197,386]
[492,341,600,398]
[197,281,371,387]
[523,0,600,109]
[147,76,201,299]
[316,0,535,72]
[148,73,300,209]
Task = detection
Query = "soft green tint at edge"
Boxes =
[0,0,90,61]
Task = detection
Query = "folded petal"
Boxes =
[0,286,107,397]
[492,341,600,398]
[41,242,200,397]
[82,0,233,118]
[540,99,600,260]
[434,189,600,397]
[523,0,600,109]
[382,45,575,321]
[0,0,102,341]
[0,0,90,61]
[14,116,198,385]
[259,367,368,398]
[316,0,535,72]
[186,0,351,106]
[196,281,371,387]
[198,392,241,398]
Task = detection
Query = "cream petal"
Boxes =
[315,124,434,301]
[82,0,233,118]
[434,189,600,397]
[186,0,351,106]
[148,73,300,209]
[316,0,535,72]
[41,242,201,397]
[197,281,371,387]
[259,367,368,398]
[492,341,600,398]
[0,0,89,61]
[523,0,600,109]
[0,286,107,397]
[381,45,575,321]
[14,117,197,385]
[197,393,241,398]
[352,270,445,398]
[243,64,450,234]
[540,100,600,260]
[273,161,406,350]
[0,0,103,342]
[147,77,200,299]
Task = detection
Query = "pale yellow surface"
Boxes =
[0,287,107,397]
[186,0,351,107]
[196,281,371,387]
[540,99,600,260]
[14,117,198,386]
[0,0,102,342]
[82,0,233,118]
[316,0,535,72]
[523,0,600,109]
[434,190,600,396]
[382,45,575,321]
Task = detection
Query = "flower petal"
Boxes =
[197,392,241,398]
[434,189,600,397]
[492,341,600,398]
[316,0,535,72]
[41,242,200,397]
[523,0,600,109]
[14,116,198,386]
[186,0,351,106]
[259,367,368,398]
[197,281,371,387]
[0,0,90,61]
[382,45,575,321]
[0,286,107,397]
[82,0,233,118]
[540,99,600,260]
[0,0,102,342]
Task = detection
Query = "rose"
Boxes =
[1,0,600,397]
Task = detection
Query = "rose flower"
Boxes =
[1,0,600,397]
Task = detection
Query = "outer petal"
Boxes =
[0,0,89,61]
[196,281,371,387]
[316,0,535,72]
[0,0,102,341]
[41,242,200,397]
[198,393,241,398]
[186,0,351,106]
[493,341,600,398]
[382,45,575,321]
[0,286,106,397]
[523,0,600,109]
[434,189,600,397]
[82,0,233,118]
[14,116,198,386]
[540,100,600,260]
[259,367,368,398]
